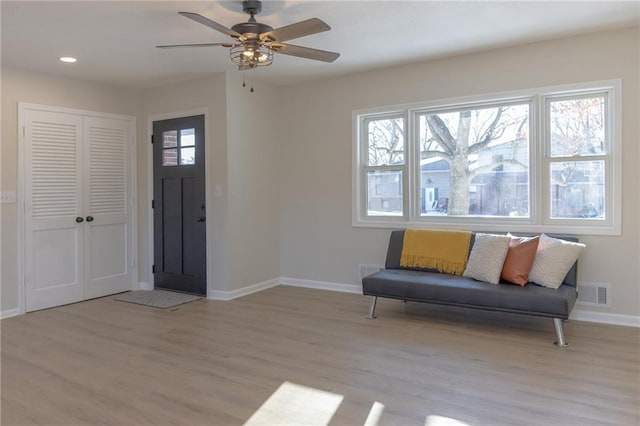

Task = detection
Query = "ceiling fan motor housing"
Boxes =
[231,21,273,39]
[242,0,262,16]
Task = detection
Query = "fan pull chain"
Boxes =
[241,73,254,93]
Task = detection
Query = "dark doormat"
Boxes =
[114,290,202,309]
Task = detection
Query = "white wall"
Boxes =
[225,73,282,290]
[0,67,142,312]
[280,27,640,318]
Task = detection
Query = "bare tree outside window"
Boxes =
[549,95,607,219]
[418,104,530,216]
[365,116,404,216]
[367,117,404,166]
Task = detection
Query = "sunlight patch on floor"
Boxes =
[363,401,385,426]
[243,381,344,426]
[425,415,472,426]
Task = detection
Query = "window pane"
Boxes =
[163,130,177,148]
[550,161,605,219]
[549,96,605,157]
[418,104,530,217]
[180,147,195,165]
[367,117,404,166]
[367,170,402,216]
[180,128,195,147]
[163,148,178,166]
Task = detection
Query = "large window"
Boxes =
[353,81,621,234]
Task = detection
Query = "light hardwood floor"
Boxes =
[2,286,639,426]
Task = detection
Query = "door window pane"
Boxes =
[180,128,195,147]
[549,96,605,157]
[550,161,605,219]
[162,149,178,166]
[163,130,178,148]
[418,103,530,217]
[367,170,403,216]
[180,147,195,165]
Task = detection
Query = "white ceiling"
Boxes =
[2,1,638,89]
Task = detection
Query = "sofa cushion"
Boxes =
[529,234,585,289]
[463,233,511,284]
[501,235,539,286]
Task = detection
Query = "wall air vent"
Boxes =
[577,282,610,307]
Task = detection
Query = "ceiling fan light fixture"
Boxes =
[230,44,273,69]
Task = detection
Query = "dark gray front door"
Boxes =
[153,115,206,295]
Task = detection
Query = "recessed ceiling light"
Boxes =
[59,57,77,63]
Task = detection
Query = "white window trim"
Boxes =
[352,80,622,236]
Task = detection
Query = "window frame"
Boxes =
[352,80,622,235]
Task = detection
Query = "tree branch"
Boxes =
[425,115,456,155]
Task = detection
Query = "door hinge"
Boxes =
[152,264,155,274]
[151,199,154,209]
[151,134,154,144]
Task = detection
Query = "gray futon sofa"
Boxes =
[362,230,579,346]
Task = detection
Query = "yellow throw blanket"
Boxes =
[400,229,472,275]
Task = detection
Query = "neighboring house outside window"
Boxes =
[353,80,621,235]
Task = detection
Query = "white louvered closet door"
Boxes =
[25,109,85,311]
[24,106,134,312]
[83,116,133,299]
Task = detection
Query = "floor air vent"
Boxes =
[577,282,610,307]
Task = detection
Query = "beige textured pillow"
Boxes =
[463,233,511,284]
[501,235,539,286]
[529,234,585,289]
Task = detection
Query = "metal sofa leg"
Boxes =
[553,318,569,347]
[367,296,378,319]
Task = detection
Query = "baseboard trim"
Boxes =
[1,308,20,319]
[280,277,362,294]
[570,309,640,328]
[208,278,280,301]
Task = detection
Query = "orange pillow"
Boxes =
[500,236,540,286]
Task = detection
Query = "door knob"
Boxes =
[197,216,206,223]
[86,216,94,222]
[76,217,84,223]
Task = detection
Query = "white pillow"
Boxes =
[463,233,511,284]
[528,234,585,289]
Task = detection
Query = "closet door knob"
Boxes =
[86,216,94,222]
[76,217,84,223]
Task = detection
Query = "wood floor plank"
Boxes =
[2,286,639,425]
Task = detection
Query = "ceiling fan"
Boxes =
[157,0,340,70]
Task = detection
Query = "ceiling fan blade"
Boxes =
[156,42,236,49]
[261,18,330,42]
[178,11,243,40]
[271,43,340,63]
